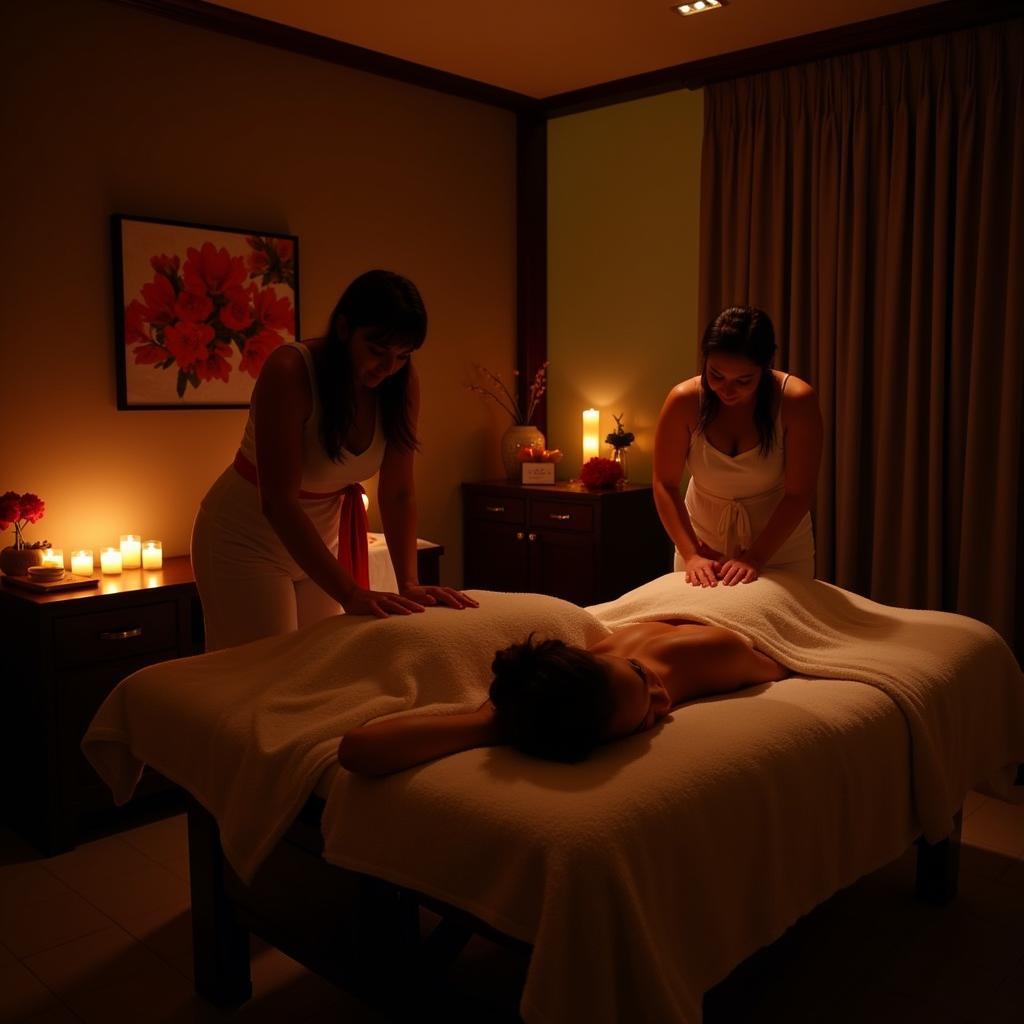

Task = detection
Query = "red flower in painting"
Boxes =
[19,493,45,523]
[174,289,214,323]
[194,341,234,383]
[141,273,177,325]
[125,300,151,345]
[252,286,295,334]
[164,321,215,372]
[183,243,246,296]
[150,253,180,277]
[239,328,283,378]
[133,343,167,365]
[220,287,254,331]
[247,248,270,274]
[0,492,20,530]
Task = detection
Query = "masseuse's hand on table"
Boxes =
[341,587,428,618]
[718,549,762,586]
[400,584,479,610]
[684,540,724,587]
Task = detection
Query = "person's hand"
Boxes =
[683,552,720,588]
[400,584,480,610]
[718,549,762,586]
[341,587,426,618]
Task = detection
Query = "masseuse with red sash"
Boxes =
[191,270,477,652]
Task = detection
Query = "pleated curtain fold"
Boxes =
[699,20,1024,652]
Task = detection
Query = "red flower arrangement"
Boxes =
[579,457,624,490]
[0,491,48,550]
[125,237,296,397]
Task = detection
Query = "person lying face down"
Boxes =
[337,621,790,777]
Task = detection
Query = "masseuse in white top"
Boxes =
[191,270,477,652]
[653,306,823,588]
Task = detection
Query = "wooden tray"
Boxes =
[1,572,100,594]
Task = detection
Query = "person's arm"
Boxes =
[653,381,722,587]
[378,366,478,610]
[720,378,823,584]
[338,701,500,776]
[254,348,423,618]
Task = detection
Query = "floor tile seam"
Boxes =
[16,952,98,1021]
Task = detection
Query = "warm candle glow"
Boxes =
[101,548,123,575]
[71,550,94,575]
[41,548,64,568]
[582,408,601,464]
[120,534,141,569]
[142,540,163,570]
[361,493,369,512]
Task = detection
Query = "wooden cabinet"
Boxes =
[0,557,202,854]
[462,481,672,605]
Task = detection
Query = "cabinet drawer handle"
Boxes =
[515,531,525,541]
[99,627,143,641]
[485,504,506,513]
[528,532,537,542]
[549,513,572,521]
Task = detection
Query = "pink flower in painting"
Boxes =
[239,328,283,378]
[150,253,180,277]
[174,289,214,323]
[252,286,295,334]
[183,243,246,296]
[164,321,215,372]
[141,273,177,325]
[19,493,45,523]
[194,341,234,383]
[219,287,254,331]
[0,492,20,531]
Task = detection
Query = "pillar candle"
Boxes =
[101,548,123,575]
[71,550,94,575]
[582,408,601,464]
[142,540,163,570]
[120,534,141,568]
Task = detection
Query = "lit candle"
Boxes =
[120,534,141,569]
[41,548,64,568]
[142,540,163,570]
[101,547,123,575]
[582,408,601,464]
[71,549,94,575]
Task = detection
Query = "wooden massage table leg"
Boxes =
[187,801,253,1007]
[914,808,962,907]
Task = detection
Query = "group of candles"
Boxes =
[41,535,164,576]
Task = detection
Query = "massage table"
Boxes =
[82,574,1024,1022]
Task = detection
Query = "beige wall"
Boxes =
[0,0,517,585]
[547,89,704,482]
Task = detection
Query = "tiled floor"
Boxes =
[2,790,1023,1023]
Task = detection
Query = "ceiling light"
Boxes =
[675,0,728,16]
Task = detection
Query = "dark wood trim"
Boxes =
[516,112,548,436]
[543,0,1023,118]
[104,0,541,114]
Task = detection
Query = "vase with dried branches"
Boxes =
[468,363,548,479]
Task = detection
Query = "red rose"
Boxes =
[164,321,215,372]
[219,287,254,332]
[0,491,20,530]
[173,289,214,324]
[18,492,45,523]
[579,457,624,489]
[239,328,283,378]
[183,243,246,296]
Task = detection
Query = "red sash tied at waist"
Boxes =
[232,450,370,590]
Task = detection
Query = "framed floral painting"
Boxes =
[112,214,299,409]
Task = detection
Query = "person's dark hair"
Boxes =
[697,306,778,456]
[317,270,427,462]
[488,636,613,763]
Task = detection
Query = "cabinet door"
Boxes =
[464,520,531,592]
[530,531,597,605]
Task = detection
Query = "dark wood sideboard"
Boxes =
[462,480,672,605]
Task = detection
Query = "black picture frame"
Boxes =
[112,214,300,410]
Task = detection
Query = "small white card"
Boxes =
[522,463,555,485]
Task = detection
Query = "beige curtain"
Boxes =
[699,20,1024,652]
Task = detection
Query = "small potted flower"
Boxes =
[0,491,50,575]
[605,413,635,479]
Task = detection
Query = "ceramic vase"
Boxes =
[0,546,45,576]
[501,424,546,480]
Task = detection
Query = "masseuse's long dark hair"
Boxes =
[697,306,778,456]
[318,270,427,462]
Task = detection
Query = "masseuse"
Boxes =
[191,270,477,651]
[652,306,823,588]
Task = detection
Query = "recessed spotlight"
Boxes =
[674,0,728,16]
